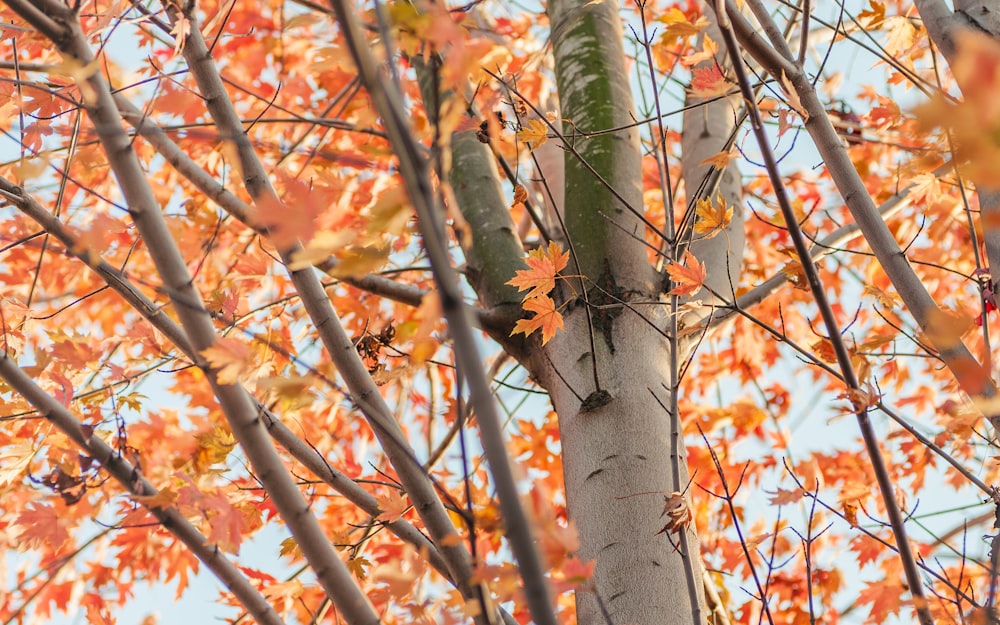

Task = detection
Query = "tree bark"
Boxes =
[523,2,729,624]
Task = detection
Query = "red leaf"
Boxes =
[16,502,71,551]
[689,66,731,98]
[666,251,707,296]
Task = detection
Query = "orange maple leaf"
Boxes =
[767,487,805,505]
[376,490,410,524]
[689,66,731,99]
[253,180,321,252]
[16,502,72,551]
[666,251,706,296]
[857,580,905,622]
[858,0,886,27]
[506,241,570,299]
[698,149,737,169]
[200,338,253,385]
[680,35,718,68]
[692,196,733,239]
[510,295,565,345]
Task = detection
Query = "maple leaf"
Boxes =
[552,556,595,594]
[169,14,191,55]
[693,196,733,239]
[132,488,178,509]
[279,536,300,557]
[779,71,808,120]
[863,284,901,308]
[0,439,36,486]
[680,35,718,68]
[857,580,905,622]
[656,491,692,535]
[253,181,321,252]
[781,260,809,290]
[16,502,72,551]
[858,0,886,28]
[516,119,548,151]
[689,66,731,98]
[511,183,528,208]
[506,241,570,299]
[371,545,426,597]
[666,251,707,296]
[347,555,370,581]
[922,309,972,351]
[883,16,916,57]
[200,338,255,386]
[510,295,565,345]
[376,490,410,523]
[698,149,737,169]
[768,487,805,505]
[288,230,353,271]
[657,8,709,44]
[47,56,102,105]
[842,500,859,527]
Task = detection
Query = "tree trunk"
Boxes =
[520,2,742,623]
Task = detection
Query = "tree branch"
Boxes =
[0,174,456,578]
[716,5,938,623]
[0,353,287,625]
[158,2,498,620]
[730,0,999,413]
[1,7,382,623]
[327,3,557,625]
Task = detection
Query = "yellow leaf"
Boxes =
[862,284,901,308]
[195,425,237,468]
[516,119,548,151]
[657,8,709,44]
[367,185,412,237]
[288,230,354,271]
[698,149,737,169]
[11,157,48,183]
[779,72,808,120]
[47,56,102,104]
[347,556,370,581]
[328,245,391,278]
[692,196,733,239]
[0,440,37,486]
[279,536,300,557]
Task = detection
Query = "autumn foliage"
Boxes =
[2,1,1000,625]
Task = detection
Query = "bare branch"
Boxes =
[713,5,935,623]
[731,1,999,412]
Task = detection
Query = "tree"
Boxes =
[1,1,999,624]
